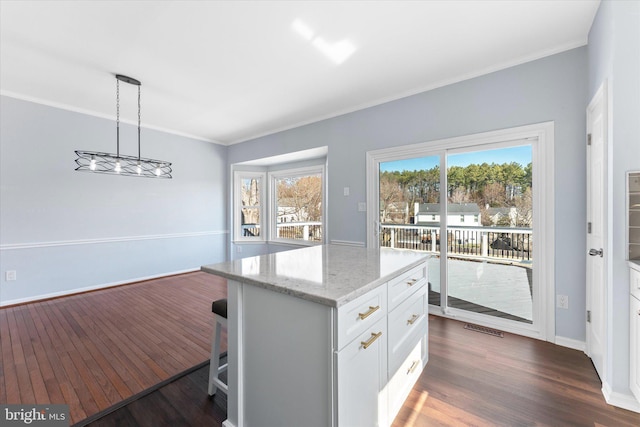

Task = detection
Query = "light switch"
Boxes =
[343,187,350,196]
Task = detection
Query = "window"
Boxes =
[270,166,324,244]
[233,165,325,245]
[234,171,265,241]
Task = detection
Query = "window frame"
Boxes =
[268,165,326,246]
[233,170,266,243]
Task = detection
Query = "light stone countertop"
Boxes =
[630,260,640,272]
[201,245,430,307]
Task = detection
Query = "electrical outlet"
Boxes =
[236,246,243,253]
[556,294,568,309]
[343,187,350,196]
[5,270,16,281]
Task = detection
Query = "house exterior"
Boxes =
[414,202,481,227]
[485,206,517,227]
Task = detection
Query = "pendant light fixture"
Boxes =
[75,74,172,178]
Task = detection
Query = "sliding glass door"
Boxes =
[445,146,533,324]
[378,155,442,307]
[369,124,550,338]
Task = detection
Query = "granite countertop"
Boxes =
[201,245,430,307]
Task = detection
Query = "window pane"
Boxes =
[378,155,441,307]
[275,173,322,242]
[446,145,533,324]
[240,177,261,237]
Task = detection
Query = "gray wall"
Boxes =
[588,0,640,401]
[0,96,228,304]
[228,47,589,342]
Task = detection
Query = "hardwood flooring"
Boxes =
[0,272,227,425]
[2,272,639,426]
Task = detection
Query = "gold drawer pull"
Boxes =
[407,314,419,325]
[361,331,382,349]
[407,278,418,286]
[407,360,420,374]
[358,305,380,320]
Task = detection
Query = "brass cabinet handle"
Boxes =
[361,331,382,349]
[407,360,420,374]
[407,314,419,325]
[358,305,380,320]
[406,278,418,286]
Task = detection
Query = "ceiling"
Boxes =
[0,1,600,146]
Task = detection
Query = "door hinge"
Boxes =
[587,222,592,234]
[587,310,591,323]
[587,133,592,146]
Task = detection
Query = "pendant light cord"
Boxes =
[138,84,141,162]
[116,78,120,159]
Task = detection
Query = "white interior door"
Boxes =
[586,82,607,380]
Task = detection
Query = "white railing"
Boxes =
[380,224,532,261]
[276,221,323,242]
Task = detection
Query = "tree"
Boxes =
[514,187,533,227]
[482,182,506,208]
[379,172,405,222]
[449,186,470,204]
[241,178,260,225]
[276,175,322,222]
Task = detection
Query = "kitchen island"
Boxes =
[201,244,430,427]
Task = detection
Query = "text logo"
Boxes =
[1,405,69,426]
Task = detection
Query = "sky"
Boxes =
[380,145,532,172]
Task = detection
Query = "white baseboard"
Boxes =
[0,268,200,307]
[554,336,586,352]
[602,381,640,413]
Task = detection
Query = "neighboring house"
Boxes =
[413,203,481,227]
[277,197,304,223]
[485,206,517,227]
[381,201,410,223]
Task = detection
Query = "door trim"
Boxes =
[365,122,555,342]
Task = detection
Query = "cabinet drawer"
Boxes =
[337,285,387,350]
[388,263,427,310]
[388,288,427,375]
[631,267,640,300]
[387,335,427,424]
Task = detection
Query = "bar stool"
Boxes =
[208,298,228,397]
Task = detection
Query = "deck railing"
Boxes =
[380,224,532,261]
[277,222,323,242]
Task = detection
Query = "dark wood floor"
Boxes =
[2,272,639,426]
[0,272,227,424]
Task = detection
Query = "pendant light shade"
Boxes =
[75,74,172,179]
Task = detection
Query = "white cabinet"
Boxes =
[223,260,428,427]
[631,267,640,403]
[337,316,387,427]
[335,263,428,427]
